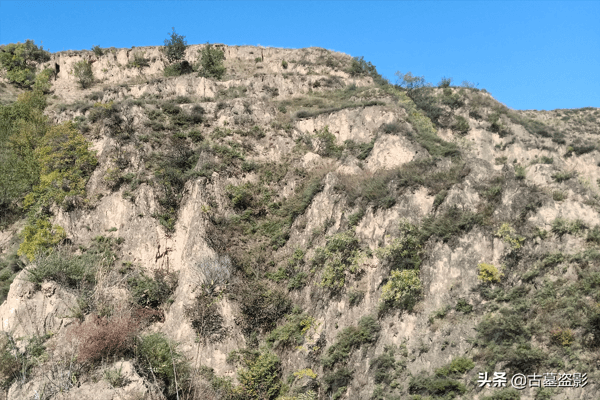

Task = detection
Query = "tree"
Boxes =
[72,60,94,89]
[197,43,226,80]
[163,27,187,63]
[0,40,51,88]
[395,71,427,91]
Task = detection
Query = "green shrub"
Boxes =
[322,316,379,369]
[587,226,600,244]
[317,231,367,290]
[128,268,178,308]
[323,368,353,398]
[238,351,281,400]
[380,269,422,311]
[26,246,97,288]
[552,190,565,201]
[137,333,190,397]
[91,45,104,57]
[235,282,292,336]
[435,357,474,377]
[281,60,288,69]
[455,298,473,313]
[18,217,66,261]
[370,348,397,384]
[344,138,375,160]
[514,164,526,180]
[408,373,466,399]
[552,171,574,182]
[197,43,226,80]
[0,40,50,88]
[376,221,422,271]
[438,77,452,88]
[551,217,585,236]
[347,208,365,228]
[504,343,547,374]
[347,56,387,85]
[420,206,482,242]
[495,223,525,250]
[73,60,94,89]
[452,115,470,135]
[266,311,315,349]
[478,263,503,283]
[163,27,187,63]
[314,126,342,158]
[477,309,530,344]
[163,60,193,77]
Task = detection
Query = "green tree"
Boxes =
[163,27,187,63]
[197,43,226,80]
[0,40,51,88]
[72,60,94,89]
[0,90,48,226]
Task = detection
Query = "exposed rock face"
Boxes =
[1,43,599,400]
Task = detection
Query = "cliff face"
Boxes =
[1,43,600,400]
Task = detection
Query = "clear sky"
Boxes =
[1,1,598,111]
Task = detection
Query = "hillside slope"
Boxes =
[1,43,600,400]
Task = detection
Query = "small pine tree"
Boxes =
[163,27,187,63]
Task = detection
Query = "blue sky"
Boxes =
[1,1,598,111]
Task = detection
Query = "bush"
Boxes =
[455,298,473,313]
[478,263,503,284]
[477,309,530,344]
[197,43,226,80]
[26,246,97,288]
[323,368,353,397]
[495,223,525,250]
[551,171,574,182]
[380,269,422,311]
[128,268,178,308]
[452,115,470,135]
[73,60,94,89]
[235,282,292,336]
[317,231,367,290]
[18,217,66,262]
[193,253,232,291]
[163,27,187,63]
[435,357,474,377]
[68,312,140,364]
[321,316,380,369]
[137,333,190,398]
[185,292,227,344]
[420,206,482,242]
[408,373,466,399]
[514,164,526,180]
[238,351,281,400]
[266,311,315,349]
[163,60,193,77]
[91,45,104,57]
[376,221,422,270]
[281,60,288,69]
[314,126,342,158]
